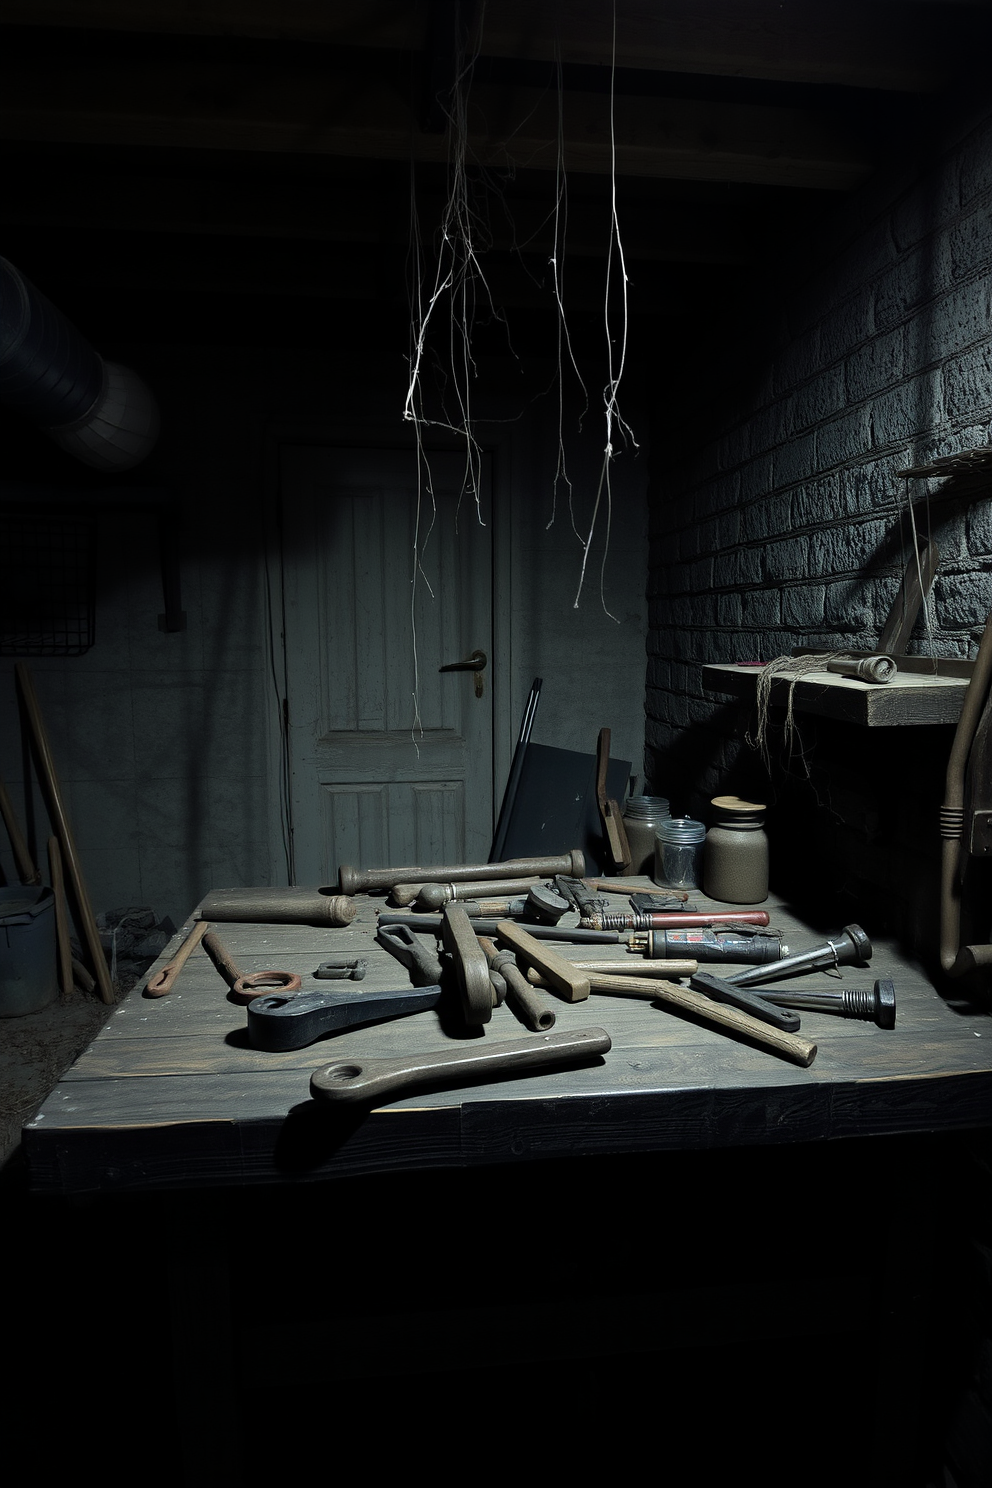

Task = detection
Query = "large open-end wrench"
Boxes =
[247,985,443,1050]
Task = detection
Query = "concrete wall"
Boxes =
[0,339,649,933]
[645,90,992,949]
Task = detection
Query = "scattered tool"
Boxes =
[629,929,787,963]
[495,920,591,1002]
[310,1026,612,1105]
[377,913,619,943]
[525,957,699,982]
[725,924,871,987]
[555,875,608,921]
[595,728,632,873]
[338,850,587,896]
[689,969,801,1032]
[16,664,115,1005]
[406,877,541,910]
[478,936,556,1032]
[579,972,817,1067]
[746,978,896,1028]
[586,879,689,899]
[201,929,303,1003]
[825,655,897,684]
[198,887,356,926]
[145,919,210,998]
[313,957,367,981]
[375,922,445,986]
[47,836,73,996]
[247,985,443,1050]
[629,892,691,912]
[592,909,771,931]
[442,903,495,1026]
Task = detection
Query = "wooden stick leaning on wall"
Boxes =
[15,664,115,1006]
[48,836,74,997]
[0,777,41,884]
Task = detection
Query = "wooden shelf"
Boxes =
[703,662,969,726]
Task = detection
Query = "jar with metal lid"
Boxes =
[653,817,706,889]
[703,795,769,904]
[621,795,671,875]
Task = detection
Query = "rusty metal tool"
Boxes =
[198,887,356,926]
[555,875,608,920]
[201,929,303,1003]
[478,935,556,1031]
[247,984,443,1050]
[442,903,495,1026]
[689,969,801,1032]
[495,920,591,1002]
[593,909,771,931]
[338,850,587,896]
[629,929,788,963]
[581,973,817,1067]
[377,913,619,943]
[145,919,210,998]
[310,1026,612,1105]
[724,924,872,987]
[595,728,631,872]
[375,922,445,986]
[313,957,367,981]
[749,978,896,1027]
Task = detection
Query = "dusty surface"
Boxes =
[0,986,117,1176]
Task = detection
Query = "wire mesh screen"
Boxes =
[0,509,97,656]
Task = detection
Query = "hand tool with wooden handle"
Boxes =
[495,920,591,1002]
[595,728,631,872]
[403,876,541,909]
[377,913,618,944]
[584,972,817,1066]
[310,1026,612,1104]
[198,887,356,926]
[442,903,495,1025]
[526,958,699,982]
[145,919,210,998]
[338,850,586,896]
[247,985,443,1050]
[689,969,801,1032]
[48,836,73,996]
[201,929,302,1003]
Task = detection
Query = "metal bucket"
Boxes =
[0,886,59,1016]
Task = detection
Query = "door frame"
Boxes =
[261,419,515,885]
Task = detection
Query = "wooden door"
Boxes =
[280,446,494,884]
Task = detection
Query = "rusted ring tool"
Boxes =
[247,985,443,1050]
[202,930,302,1003]
[144,920,209,998]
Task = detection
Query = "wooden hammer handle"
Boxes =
[495,920,591,1002]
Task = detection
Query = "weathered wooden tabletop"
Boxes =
[23,884,992,1194]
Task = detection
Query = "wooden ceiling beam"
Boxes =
[0,0,963,93]
[0,58,869,189]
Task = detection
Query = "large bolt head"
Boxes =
[841,924,872,962]
[873,979,896,1029]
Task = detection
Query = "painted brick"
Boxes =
[818,293,874,364]
[914,274,992,358]
[944,342,992,421]
[689,556,714,592]
[935,572,992,629]
[890,168,963,252]
[772,432,818,489]
[959,123,992,206]
[725,545,763,588]
[740,495,788,543]
[871,371,943,446]
[646,656,671,690]
[781,582,826,629]
[764,535,810,582]
[742,589,781,628]
[948,207,992,282]
[841,458,902,519]
[845,326,905,403]
[823,578,873,630]
[771,328,822,396]
[716,592,743,630]
[816,406,872,472]
[874,241,954,329]
[792,472,842,528]
[806,519,887,578]
[966,500,992,557]
[790,366,847,434]
[736,459,773,512]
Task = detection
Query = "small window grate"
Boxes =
[0,509,97,656]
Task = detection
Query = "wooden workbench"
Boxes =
[23,885,992,1195]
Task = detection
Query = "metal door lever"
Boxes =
[439,649,487,697]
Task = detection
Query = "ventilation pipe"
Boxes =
[0,255,159,472]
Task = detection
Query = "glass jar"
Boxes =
[621,795,671,875]
[653,817,706,889]
[703,796,769,904]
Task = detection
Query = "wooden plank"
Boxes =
[703,662,968,726]
[0,0,957,93]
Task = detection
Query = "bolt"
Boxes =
[725,924,872,987]
[750,979,896,1029]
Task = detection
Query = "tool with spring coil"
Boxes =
[592,909,771,931]
[629,929,788,963]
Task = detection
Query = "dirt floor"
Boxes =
[0,983,118,1176]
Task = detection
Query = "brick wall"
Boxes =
[645,91,992,952]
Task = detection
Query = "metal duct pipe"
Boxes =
[0,255,159,472]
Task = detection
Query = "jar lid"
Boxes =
[711,795,765,814]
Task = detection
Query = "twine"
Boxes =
[746,652,851,773]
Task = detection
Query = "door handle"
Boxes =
[439,650,487,698]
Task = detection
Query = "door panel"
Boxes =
[281,446,493,883]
